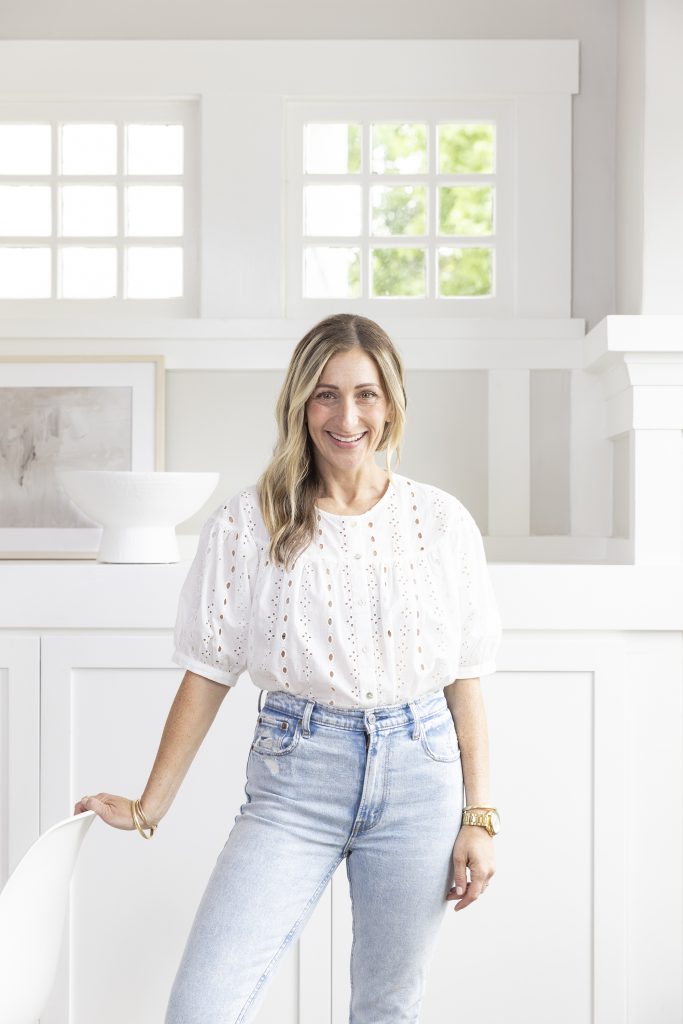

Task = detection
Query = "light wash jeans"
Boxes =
[165,686,464,1024]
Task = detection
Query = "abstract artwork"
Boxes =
[0,356,164,558]
[1,385,132,527]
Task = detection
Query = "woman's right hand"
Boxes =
[73,793,154,831]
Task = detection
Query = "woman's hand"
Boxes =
[73,793,154,831]
[447,824,495,911]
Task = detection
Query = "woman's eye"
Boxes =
[315,391,378,400]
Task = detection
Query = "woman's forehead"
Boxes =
[317,349,380,382]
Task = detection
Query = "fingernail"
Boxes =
[456,886,464,895]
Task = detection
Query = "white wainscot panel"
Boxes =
[331,632,631,1024]
[0,635,40,886]
[38,634,333,1024]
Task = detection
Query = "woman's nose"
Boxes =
[337,399,363,427]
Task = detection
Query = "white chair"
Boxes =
[0,811,97,1024]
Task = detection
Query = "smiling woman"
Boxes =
[77,311,503,1024]
[252,313,408,569]
[304,347,394,509]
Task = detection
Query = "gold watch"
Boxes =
[461,805,501,836]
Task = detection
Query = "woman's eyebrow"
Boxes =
[315,382,380,389]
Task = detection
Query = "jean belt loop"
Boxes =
[302,698,315,737]
[257,689,265,713]
[407,699,422,741]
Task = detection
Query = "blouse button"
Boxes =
[354,553,362,559]
[366,691,374,699]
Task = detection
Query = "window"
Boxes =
[286,100,513,318]
[0,99,198,315]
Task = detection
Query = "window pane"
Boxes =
[60,186,117,237]
[126,124,183,175]
[371,247,425,297]
[304,124,361,173]
[438,124,495,174]
[0,247,51,297]
[60,123,117,175]
[371,185,426,236]
[303,185,362,236]
[0,185,51,235]
[303,246,360,298]
[60,247,117,298]
[0,124,51,175]
[371,124,427,174]
[125,185,183,237]
[438,247,492,296]
[439,186,493,236]
[126,246,183,297]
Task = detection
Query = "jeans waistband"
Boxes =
[259,686,449,737]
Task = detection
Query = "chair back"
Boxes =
[0,811,97,1024]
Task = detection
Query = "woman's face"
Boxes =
[305,348,391,471]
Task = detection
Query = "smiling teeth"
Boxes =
[329,431,365,442]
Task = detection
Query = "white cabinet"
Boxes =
[0,635,40,887]
[0,564,335,1024]
[2,562,683,1024]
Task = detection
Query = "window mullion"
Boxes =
[362,119,370,298]
[51,120,58,299]
[117,119,124,299]
[428,119,436,299]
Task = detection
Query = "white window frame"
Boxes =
[0,97,199,317]
[285,99,514,319]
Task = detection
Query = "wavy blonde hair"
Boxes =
[256,313,407,571]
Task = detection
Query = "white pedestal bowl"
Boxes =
[56,470,220,563]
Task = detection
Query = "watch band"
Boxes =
[461,806,500,836]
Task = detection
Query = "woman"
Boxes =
[74,313,503,1024]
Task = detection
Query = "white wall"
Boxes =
[615,0,645,313]
[0,0,618,330]
[0,39,587,554]
[641,0,683,312]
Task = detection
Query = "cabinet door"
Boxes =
[39,634,332,1024]
[0,634,40,886]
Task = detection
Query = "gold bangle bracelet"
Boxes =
[135,798,157,832]
[131,798,152,839]
[130,799,155,839]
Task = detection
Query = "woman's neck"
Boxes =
[314,467,389,515]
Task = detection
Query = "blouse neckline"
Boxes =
[315,472,397,521]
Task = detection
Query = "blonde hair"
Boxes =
[256,313,407,571]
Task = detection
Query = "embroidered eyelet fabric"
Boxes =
[171,471,502,709]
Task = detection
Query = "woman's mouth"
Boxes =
[326,430,367,448]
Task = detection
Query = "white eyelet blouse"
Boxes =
[171,471,502,709]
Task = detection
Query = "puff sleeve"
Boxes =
[453,502,502,680]
[171,496,259,686]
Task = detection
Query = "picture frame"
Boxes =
[0,354,165,559]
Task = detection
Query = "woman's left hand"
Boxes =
[447,825,495,911]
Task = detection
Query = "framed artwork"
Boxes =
[0,355,164,559]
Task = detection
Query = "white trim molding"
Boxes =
[0,40,579,320]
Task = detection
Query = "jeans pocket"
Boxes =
[418,710,461,762]
[250,711,302,757]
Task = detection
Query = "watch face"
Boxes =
[490,810,501,834]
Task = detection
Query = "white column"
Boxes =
[488,369,529,538]
[617,0,683,313]
[584,315,683,564]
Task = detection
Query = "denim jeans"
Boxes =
[164,686,464,1024]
